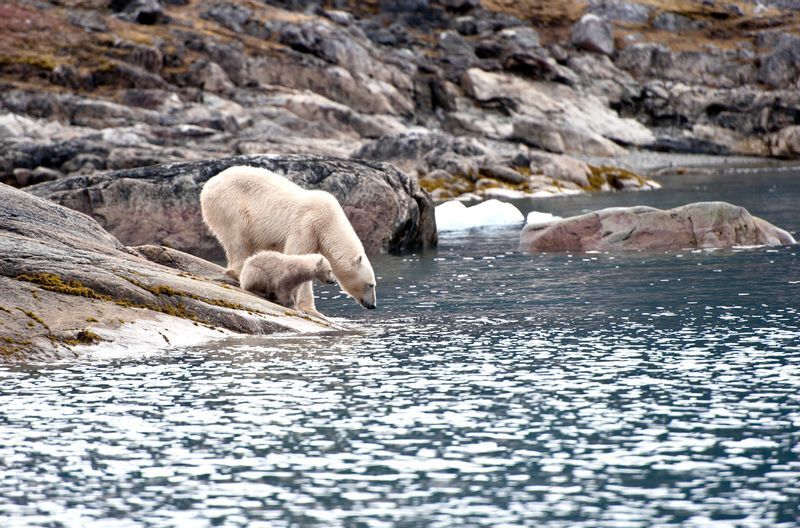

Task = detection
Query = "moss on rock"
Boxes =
[63,329,103,346]
[587,165,649,191]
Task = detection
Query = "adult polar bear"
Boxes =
[200,165,377,316]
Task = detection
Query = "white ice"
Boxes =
[525,211,562,227]
[435,199,524,232]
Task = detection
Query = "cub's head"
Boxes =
[336,254,377,310]
[314,255,336,285]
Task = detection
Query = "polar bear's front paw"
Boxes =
[302,309,327,320]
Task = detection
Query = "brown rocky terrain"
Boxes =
[4,0,798,202]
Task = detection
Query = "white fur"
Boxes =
[200,165,378,315]
[240,251,335,309]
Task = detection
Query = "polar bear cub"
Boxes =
[240,251,336,309]
[200,165,377,316]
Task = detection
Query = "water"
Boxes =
[1,166,799,527]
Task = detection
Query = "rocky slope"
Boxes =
[0,182,342,362]
[5,0,797,202]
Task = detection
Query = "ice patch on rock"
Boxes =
[525,211,562,227]
[435,199,524,231]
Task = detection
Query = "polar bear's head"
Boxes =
[337,254,377,309]
[313,255,336,285]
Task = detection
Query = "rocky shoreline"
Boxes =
[2,0,798,202]
[2,0,800,359]
[0,183,346,362]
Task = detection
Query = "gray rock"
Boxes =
[512,117,626,157]
[615,42,671,77]
[204,40,249,86]
[462,68,653,147]
[30,166,64,185]
[68,10,109,32]
[571,14,615,56]
[634,80,800,145]
[323,10,354,26]
[617,43,755,88]
[90,62,168,90]
[758,34,800,89]
[529,151,592,188]
[440,0,479,10]
[28,155,437,259]
[587,0,652,24]
[652,12,702,32]
[201,2,253,33]
[353,131,488,170]
[478,164,526,184]
[439,30,478,70]
[380,0,429,12]
[110,0,165,25]
[768,125,800,158]
[12,168,32,187]
[567,53,641,104]
[194,62,235,94]
[497,27,540,50]
[353,130,503,185]
[520,202,796,252]
[455,16,478,35]
[0,183,338,362]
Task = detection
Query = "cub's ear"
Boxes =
[317,256,325,267]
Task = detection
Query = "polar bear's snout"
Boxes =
[359,283,377,310]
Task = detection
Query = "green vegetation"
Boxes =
[0,336,33,357]
[0,53,59,70]
[123,277,250,311]
[587,165,649,192]
[16,307,49,329]
[62,330,103,346]
[15,273,253,325]
[17,273,109,300]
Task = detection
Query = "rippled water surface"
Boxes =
[2,167,800,527]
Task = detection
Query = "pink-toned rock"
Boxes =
[520,202,796,252]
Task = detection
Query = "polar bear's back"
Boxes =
[201,165,310,250]
[202,165,301,203]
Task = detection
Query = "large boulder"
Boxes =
[27,155,437,260]
[769,125,800,158]
[586,0,652,24]
[570,14,615,56]
[520,202,796,252]
[758,35,800,89]
[0,183,339,362]
[462,68,654,148]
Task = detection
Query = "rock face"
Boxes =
[2,0,800,205]
[520,202,796,252]
[570,14,614,56]
[27,155,437,260]
[758,35,800,89]
[0,183,340,362]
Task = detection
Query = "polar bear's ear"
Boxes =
[354,254,363,266]
[317,256,325,267]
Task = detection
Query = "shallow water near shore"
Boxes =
[1,166,800,527]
